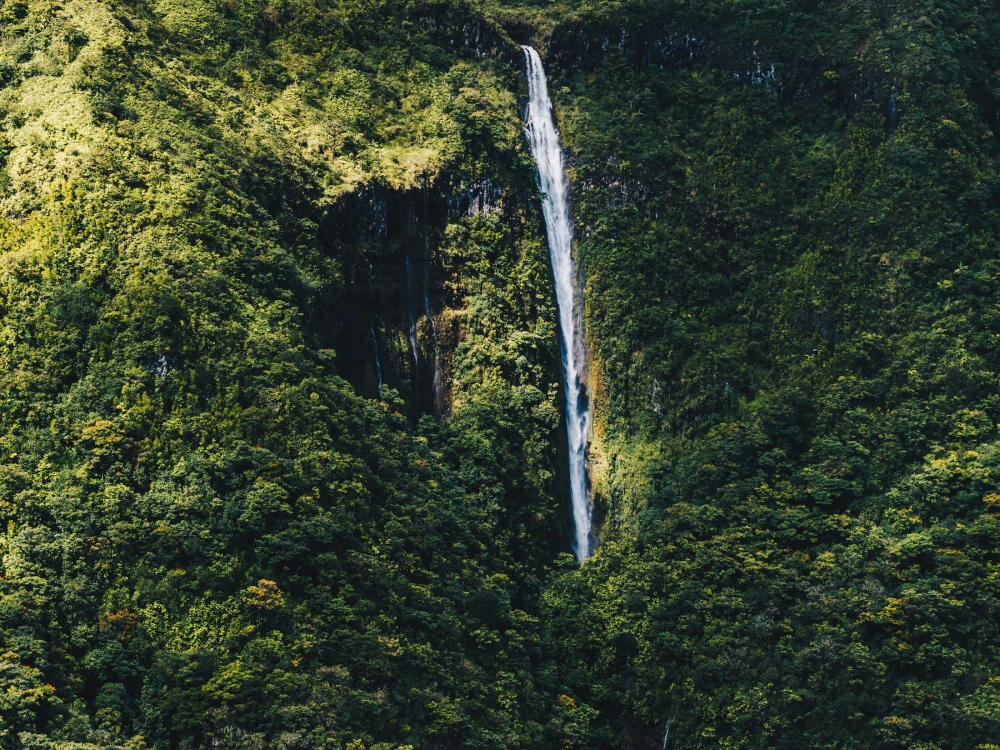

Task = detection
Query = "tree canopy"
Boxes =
[3,0,1000,749]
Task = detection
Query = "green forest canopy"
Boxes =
[2,0,1000,749]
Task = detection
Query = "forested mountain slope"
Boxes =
[2,0,1000,749]
[0,1,571,747]
[537,1,1000,748]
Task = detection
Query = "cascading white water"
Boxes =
[522,46,592,561]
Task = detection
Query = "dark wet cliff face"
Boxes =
[318,174,530,420]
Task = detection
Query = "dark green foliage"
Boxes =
[530,0,1000,748]
[5,0,1000,748]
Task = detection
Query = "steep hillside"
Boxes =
[528,1,1000,748]
[5,0,1000,749]
[0,1,575,748]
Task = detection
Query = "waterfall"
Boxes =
[423,275,444,413]
[522,46,593,561]
[661,705,677,750]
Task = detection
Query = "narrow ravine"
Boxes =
[522,45,593,560]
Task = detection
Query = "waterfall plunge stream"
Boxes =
[522,46,592,560]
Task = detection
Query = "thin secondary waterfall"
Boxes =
[423,268,444,413]
[522,46,592,561]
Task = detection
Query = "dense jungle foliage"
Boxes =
[3,0,1000,749]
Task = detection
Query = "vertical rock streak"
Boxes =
[522,46,592,560]
[405,253,420,414]
[370,321,383,399]
[423,186,444,413]
[367,265,384,400]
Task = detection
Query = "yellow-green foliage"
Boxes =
[0,1,572,748]
[7,0,1000,748]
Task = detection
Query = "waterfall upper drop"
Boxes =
[522,46,592,561]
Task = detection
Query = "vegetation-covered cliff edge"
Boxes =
[3,0,1000,749]
[537,1,1000,748]
[0,1,569,747]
